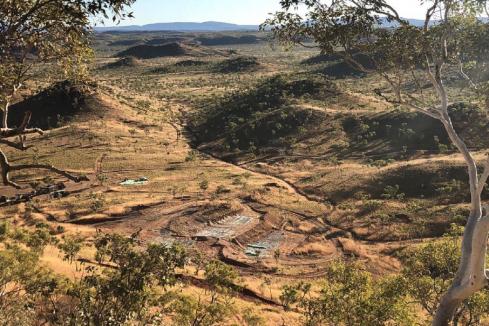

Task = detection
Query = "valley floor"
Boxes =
[0,41,486,324]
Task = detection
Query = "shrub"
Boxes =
[296,260,413,326]
[400,229,489,325]
[381,185,405,200]
[363,199,383,213]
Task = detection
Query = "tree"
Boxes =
[171,260,237,326]
[0,223,189,325]
[264,1,489,324]
[67,232,187,325]
[58,233,84,270]
[0,0,134,188]
[0,222,64,325]
[401,226,489,325]
[293,260,413,326]
[279,281,311,311]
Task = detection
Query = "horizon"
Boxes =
[94,0,432,27]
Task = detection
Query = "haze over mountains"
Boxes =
[94,21,260,32]
[94,17,489,32]
[94,19,423,32]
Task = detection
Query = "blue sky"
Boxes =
[102,0,430,26]
[111,0,283,26]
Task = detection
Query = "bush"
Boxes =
[0,227,189,325]
[216,56,260,73]
[171,260,238,326]
[296,260,413,326]
[400,230,489,325]
[362,199,383,214]
[381,185,405,200]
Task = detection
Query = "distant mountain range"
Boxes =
[381,18,425,27]
[94,21,260,32]
[94,18,489,33]
[381,17,488,28]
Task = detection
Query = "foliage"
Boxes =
[295,260,414,326]
[58,233,84,264]
[265,4,489,320]
[400,230,489,325]
[65,232,187,325]
[170,260,238,326]
[0,225,189,325]
[381,184,405,200]
[242,307,266,326]
[267,260,418,325]
[0,222,63,325]
[0,224,255,326]
[264,0,489,105]
[216,56,260,73]
[199,179,209,191]
[204,259,239,291]
[0,0,134,107]
[279,281,311,310]
[171,293,234,326]
[0,0,135,189]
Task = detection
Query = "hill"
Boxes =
[104,56,142,69]
[115,42,229,59]
[9,81,96,129]
[95,18,489,32]
[95,21,259,32]
[215,56,261,73]
[196,35,262,46]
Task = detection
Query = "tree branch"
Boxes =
[0,148,88,189]
[0,111,44,138]
[424,0,440,31]
[459,62,478,90]
[0,127,44,138]
[404,101,443,120]
[478,155,489,196]
[373,87,443,120]
[0,138,30,151]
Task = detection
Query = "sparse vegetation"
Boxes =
[1,0,489,324]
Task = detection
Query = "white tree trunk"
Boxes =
[2,101,9,130]
[432,95,489,325]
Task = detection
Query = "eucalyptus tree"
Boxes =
[264,0,489,324]
[0,0,134,188]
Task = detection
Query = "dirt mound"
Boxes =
[302,52,375,78]
[216,56,260,73]
[9,80,96,129]
[116,43,187,58]
[150,60,211,74]
[174,59,207,67]
[115,42,228,59]
[105,56,142,69]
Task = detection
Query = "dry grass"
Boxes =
[0,33,486,324]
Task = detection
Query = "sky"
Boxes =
[101,0,431,27]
